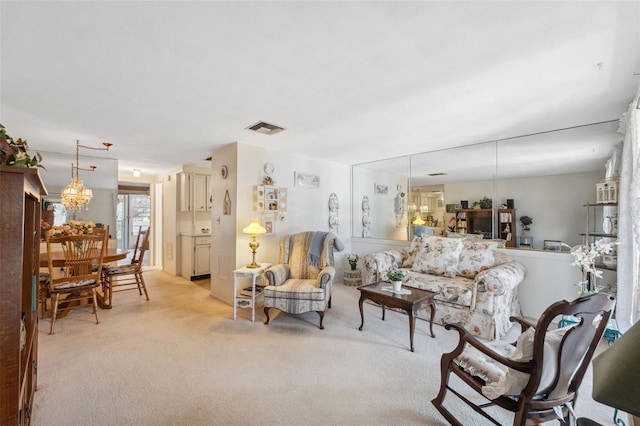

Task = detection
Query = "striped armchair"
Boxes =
[263,231,343,329]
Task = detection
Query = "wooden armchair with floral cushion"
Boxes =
[263,231,343,329]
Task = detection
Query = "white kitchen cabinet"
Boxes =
[181,234,211,280]
[179,172,212,212]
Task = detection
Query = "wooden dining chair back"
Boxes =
[432,292,616,426]
[45,230,109,334]
[101,226,150,308]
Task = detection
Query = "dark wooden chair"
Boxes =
[101,227,150,308]
[45,231,109,334]
[432,292,616,425]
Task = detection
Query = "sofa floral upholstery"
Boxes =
[361,235,526,340]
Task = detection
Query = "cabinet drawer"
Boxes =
[194,237,211,245]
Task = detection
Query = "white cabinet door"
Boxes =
[206,175,212,211]
[193,174,207,211]
[194,243,211,275]
[178,172,191,211]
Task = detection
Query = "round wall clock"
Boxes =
[263,162,275,176]
[221,165,228,179]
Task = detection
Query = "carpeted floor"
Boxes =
[32,270,618,425]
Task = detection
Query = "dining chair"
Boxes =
[101,227,150,308]
[45,230,109,334]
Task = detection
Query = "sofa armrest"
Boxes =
[474,261,526,296]
[361,250,405,284]
[264,264,290,286]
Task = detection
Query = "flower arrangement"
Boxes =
[562,239,619,295]
[47,220,97,238]
[386,269,406,282]
[40,219,51,240]
[0,124,44,168]
[347,253,360,270]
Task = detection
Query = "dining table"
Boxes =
[39,247,129,313]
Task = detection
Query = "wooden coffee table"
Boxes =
[358,282,436,352]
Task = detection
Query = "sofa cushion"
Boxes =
[457,240,499,279]
[411,236,463,278]
[402,234,430,268]
[405,270,475,307]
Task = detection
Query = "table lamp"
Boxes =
[242,219,267,268]
[591,319,640,421]
[412,216,426,225]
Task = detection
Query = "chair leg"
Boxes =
[138,273,150,300]
[317,311,325,330]
[328,295,332,309]
[49,293,59,335]
[91,288,100,324]
[264,307,271,325]
[431,357,463,426]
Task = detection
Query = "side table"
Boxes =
[233,263,272,322]
[344,269,362,286]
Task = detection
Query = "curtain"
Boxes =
[616,87,640,333]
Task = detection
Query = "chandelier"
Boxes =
[61,140,112,211]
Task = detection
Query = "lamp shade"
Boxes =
[592,320,640,416]
[412,216,426,225]
[242,219,266,235]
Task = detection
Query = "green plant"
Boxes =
[472,196,492,209]
[0,123,44,168]
[519,215,533,230]
[386,269,406,282]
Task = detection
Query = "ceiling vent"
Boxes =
[246,121,285,136]
[428,172,448,176]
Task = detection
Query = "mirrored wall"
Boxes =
[352,121,622,248]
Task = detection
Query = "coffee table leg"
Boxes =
[429,301,436,338]
[358,296,365,331]
[408,309,416,352]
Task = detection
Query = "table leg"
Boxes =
[408,308,416,352]
[381,304,386,321]
[358,296,365,330]
[428,301,436,338]
[233,273,238,321]
[251,275,256,322]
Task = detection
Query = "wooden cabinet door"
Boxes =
[193,174,207,211]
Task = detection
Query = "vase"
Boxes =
[603,216,613,235]
[350,264,356,271]
[392,280,402,292]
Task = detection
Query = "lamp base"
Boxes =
[246,262,260,268]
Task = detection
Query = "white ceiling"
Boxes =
[1,1,639,180]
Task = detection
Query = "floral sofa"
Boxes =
[361,235,526,340]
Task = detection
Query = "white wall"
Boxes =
[208,143,352,305]
[161,166,181,276]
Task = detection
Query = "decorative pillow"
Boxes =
[402,234,429,268]
[457,240,499,279]
[480,326,572,400]
[411,236,463,278]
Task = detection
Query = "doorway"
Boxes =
[116,184,151,265]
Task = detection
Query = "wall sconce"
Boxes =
[242,219,267,268]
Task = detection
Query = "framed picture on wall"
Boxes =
[262,216,275,234]
[374,183,388,195]
[294,171,320,188]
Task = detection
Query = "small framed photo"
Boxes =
[374,183,388,195]
[262,216,275,234]
[543,240,562,251]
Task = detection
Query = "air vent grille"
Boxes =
[246,121,285,135]
[428,172,447,176]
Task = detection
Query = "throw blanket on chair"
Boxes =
[308,231,328,267]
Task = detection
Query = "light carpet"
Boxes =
[33,271,617,425]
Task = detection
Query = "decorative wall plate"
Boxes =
[263,162,275,176]
[221,165,228,179]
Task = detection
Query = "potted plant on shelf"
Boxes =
[519,215,533,237]
[386,269,406,292]
[472,196,493,209]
